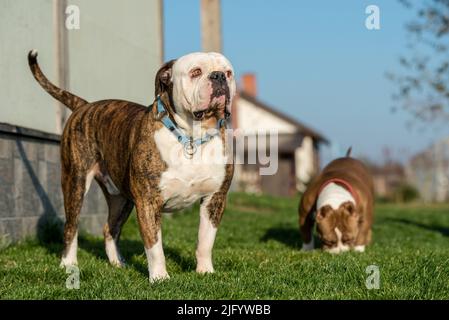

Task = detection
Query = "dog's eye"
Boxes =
[193,111,205,120]
[226,70,232,78]
[190,68,202,78]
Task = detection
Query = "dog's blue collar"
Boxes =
[155,96,226,157]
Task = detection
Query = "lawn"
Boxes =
[1,193,448,299]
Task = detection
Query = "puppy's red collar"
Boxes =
[318,178,359,205]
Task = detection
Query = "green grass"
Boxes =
[1,193,449,299]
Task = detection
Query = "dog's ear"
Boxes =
[341,201,355,215]
[316,205,333,222]
[155,59,176,97]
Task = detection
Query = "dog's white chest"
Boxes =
[154,127,227,211]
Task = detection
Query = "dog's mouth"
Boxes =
[213,88,227,97]
[191,82,231,121]
[192,96,231,121]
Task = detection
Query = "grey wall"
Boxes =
[0,124,107,243]
[0,0,163,133]
[0,0,59,134]
[67,0,164,105]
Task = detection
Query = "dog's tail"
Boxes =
[346,146,352,157]
[28,50,88,111]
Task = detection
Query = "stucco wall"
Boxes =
[67,0,163,106]
[0,0,163,134]
[0,0,59,134]
[236,98,297,135]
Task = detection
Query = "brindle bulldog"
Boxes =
[298,149,374,253]
[28,49,236,281]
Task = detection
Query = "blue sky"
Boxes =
[164,0,449,164]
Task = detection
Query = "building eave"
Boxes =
[238,91,329,145]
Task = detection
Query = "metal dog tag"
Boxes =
[183,141,197,158]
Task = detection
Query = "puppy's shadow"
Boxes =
[260,225,301,249]
[385,217,449,238]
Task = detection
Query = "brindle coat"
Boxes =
[28,51,234,265]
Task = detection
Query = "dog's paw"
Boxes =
[196,265,214,274]
[196,256,214,274]
[60,257,78,269]
[105,239,126,267]
[110,258,126,268]
[149,271,170,283]
[353,245,365,252]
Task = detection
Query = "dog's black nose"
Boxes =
[209,71,226,83]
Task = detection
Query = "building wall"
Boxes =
[294,136,315,192]
[0,0,59,134]
[232,98,318,196]
[67,0,163,106]
[0,0,163,134]
[406,138,449,202]
[236,98,297,134]
[0,1,163,241]
[0,124,107,243]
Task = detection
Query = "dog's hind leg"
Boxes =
[105,199,133,267]
[60,171,88,268]
[98,183,134,267]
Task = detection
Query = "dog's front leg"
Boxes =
[196,194,226,274]
[135,201,169,282]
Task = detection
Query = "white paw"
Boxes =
[60,257,78,268]
[354,245,365,252]
[196,264,215,274]
[149,270,170,283]
[196,255,214,273]
[110,257,126,268]
[326,247,341,254]
[325,243,350,254]
[106,239,126,267]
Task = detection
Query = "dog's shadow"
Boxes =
[384,217,449,238]
[39,234,195,276]
[260,225,320,249]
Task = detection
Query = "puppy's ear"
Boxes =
[316,205,333,222]
[155,59,176,97]
[341,201,357,216]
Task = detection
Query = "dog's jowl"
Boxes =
[298,148,374,253]
[28,49,236,281]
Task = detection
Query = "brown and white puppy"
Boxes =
[28,50,236,281]
[298,149,374,253]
